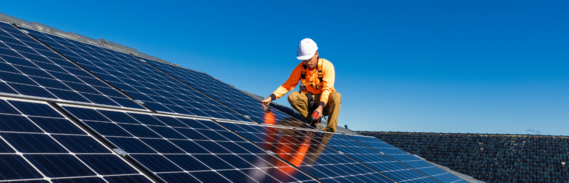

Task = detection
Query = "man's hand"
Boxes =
[261,97,272,105]
[314,106,323,118]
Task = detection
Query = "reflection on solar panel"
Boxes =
[0,22,143,109]
[221,122,396,183]
[22,28,251,122]
[61,104,317,183]
[0,98,152,182]
[144,58,305,124]
[326,134,440,182]
[347,135,468,183]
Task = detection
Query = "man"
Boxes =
[261,38,341,132]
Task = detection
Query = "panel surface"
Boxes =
[61,104,317,183]
[348,135,467,183]
[23,27,251,122]
[327,135,441,183]
[0,98,151,182]
[0,22,143,109]
[221,122,395,183]
[145,58,306,125]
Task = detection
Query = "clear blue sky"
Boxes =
[3,1,568,135]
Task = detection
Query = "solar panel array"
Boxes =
[144,58,305,125]
[220,122,396,183]
[60,104,316,183]
[347,135,468,183]
[0,20,466,182]
[0,22,143,109]
[23,27,250,122]
[326,135,443,183]
[0,98,151,182]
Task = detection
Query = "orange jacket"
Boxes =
[271,58,336,107]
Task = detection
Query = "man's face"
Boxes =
[303,52,319,69]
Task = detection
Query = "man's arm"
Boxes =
[314,60,335,117]
[261,63,303,104]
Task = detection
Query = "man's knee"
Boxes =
[330,92,341,104]
[288,92,301,102]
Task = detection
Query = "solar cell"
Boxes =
[22,27,251,122]
[0,22,144,109]
[220,122,396,183]
[347,135,468,183]
[0,97,152,182]
[60,104,317,183]
[143,58,307,125]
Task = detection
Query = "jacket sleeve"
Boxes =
[319,61,335,107]
[271,63,303,100]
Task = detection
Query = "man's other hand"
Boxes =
[261,97,272,104]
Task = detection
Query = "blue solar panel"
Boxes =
[144,58,307,125]
[61,104,316,183]
[221,122,396,183]
[22,27,251,122]
[0,97,152,182]
[0,22,144,109]
[347,135,468,183]
[325,134,442,182]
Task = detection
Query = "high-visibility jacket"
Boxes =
[271,58,336,107]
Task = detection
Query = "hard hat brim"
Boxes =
[297,54,314,60]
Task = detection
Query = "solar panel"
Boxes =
[0,22,144,110]
[60,104,317,183]
[22,27,251,122]
[220,122,396,183]
[0,97,152,182]
[347,135,468,183]
[144,58,307,125]
[325,134,442,182]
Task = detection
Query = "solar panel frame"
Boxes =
[21,26,252,123]
[346,134,468,183]
[142,57,308,125]
[59,103,318,183]
[219,122,397,183]
[0,22,145,110]
[0,96,153,183]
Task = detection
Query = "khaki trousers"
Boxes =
[288,91,341,132]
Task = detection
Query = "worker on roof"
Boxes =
[261,38,341,132]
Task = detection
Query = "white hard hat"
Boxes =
[296,38,318,60]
